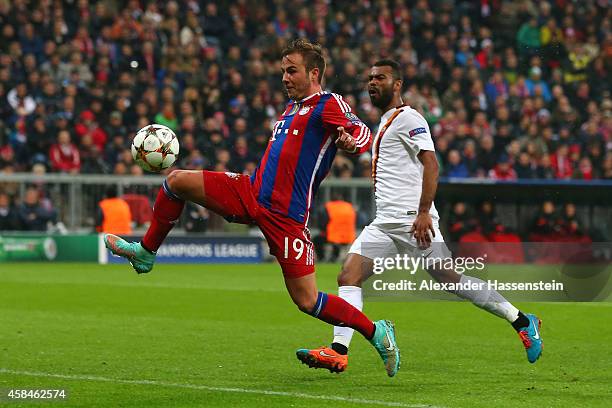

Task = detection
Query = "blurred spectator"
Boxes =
[536,154,556,179]
[96,186,132,235]
[16,187,57,231]
[517,17,541,58]
[49,130,80,173]
[104,135,129,170]
[485,71,508,104]
[79,134,106,174]
[447,201,478,242]
[105,111,127,141]
[462,140,479,176]
[7,83,36,116]
[514,151,538,179]
[314,193,356,262]
[489,154,518,180]
[559,203,583,237]
[477,201,504,237]
[549,145,573,179]
[445,149,469,178]
[0,192,18,230]
[155,103,178,131]
[27,116,55,167]
[530,200,562,240]
[525,67,552,102]
[477,135,497,174]
[572,157,594,180]
[75,110,107,152]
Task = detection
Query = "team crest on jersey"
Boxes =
[225,172,240,179]
[298,106,311,115]
[287,104,300,116]
[409,127,427,137]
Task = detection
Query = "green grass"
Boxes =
[0,263,610,407]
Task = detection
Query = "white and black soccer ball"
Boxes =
[131,124,180,173]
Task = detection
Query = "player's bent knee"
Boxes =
[165,170,184,194]
[166,170,202,202]
[337,265,361,287]
[337,255,366,287]
[294,296,317,314]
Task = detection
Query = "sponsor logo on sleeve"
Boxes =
[408,127,427,137]
[344,112,362,125]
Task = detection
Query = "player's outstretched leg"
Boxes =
[296,319,400,376]
[296,254,371,373]
[287,273,400,377]
[104,233,156,274]
[296,346,348,373]
[515,313,543,363]
[368,320,400,377]
[104,171,207,273]
[428,267,543,363]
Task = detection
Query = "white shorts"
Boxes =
[349,217,450,260]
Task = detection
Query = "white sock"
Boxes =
[332,286,363,348]
[454,274,519,322]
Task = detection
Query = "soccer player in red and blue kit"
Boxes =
[104,39,400,377]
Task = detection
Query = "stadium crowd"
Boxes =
[446,200,595,242]
[0,0,610,182]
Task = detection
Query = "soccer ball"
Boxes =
[131,124,180,173]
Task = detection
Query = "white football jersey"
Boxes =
[371,104,439,222]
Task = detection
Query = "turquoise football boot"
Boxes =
[104,234,156,274]
[518,314,543,363]
[369,320,400,377]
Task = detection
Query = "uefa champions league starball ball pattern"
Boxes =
[131,124,180,173]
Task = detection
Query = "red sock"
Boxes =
[312,292,375,339]
[142,181,185,252]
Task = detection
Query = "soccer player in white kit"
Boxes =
[297,60,543,374]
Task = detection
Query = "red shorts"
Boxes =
[202,171,315,278]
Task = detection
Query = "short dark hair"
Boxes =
[373,59,403,81]
[282,38,326,83]
[105,185,118,199]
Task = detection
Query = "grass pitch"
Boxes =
[0,263,610,407]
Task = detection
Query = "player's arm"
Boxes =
[411,150,438,248]
[400,114,438,248]
[417,151,439,215]
[323,94,372,154]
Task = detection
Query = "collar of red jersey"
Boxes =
[293,90,325,103]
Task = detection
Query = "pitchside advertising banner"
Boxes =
[0,234,98,262]
[0,234,263,264]
[101,235,263,264]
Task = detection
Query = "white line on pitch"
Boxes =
[0,368,444,408]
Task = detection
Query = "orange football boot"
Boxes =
[296,346,348,373]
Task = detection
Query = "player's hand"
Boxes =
[410,212,435,249]
[335,126,357,153]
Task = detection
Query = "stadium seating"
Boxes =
[0,1,609,180]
